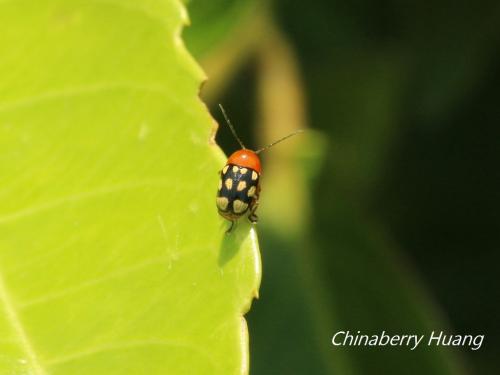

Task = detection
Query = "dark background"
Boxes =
[187,0,499,373]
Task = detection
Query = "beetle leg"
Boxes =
[248,199,259,224]
[248,213,258,224]
[226,220,236,234]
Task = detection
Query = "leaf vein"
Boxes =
[0,82,168,114]
[0,179,174,225]
[0,272,48,375]
[45,339,217,370]
[18,255,171,309]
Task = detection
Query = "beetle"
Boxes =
[216,104,302,233]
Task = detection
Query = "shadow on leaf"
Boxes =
[218,220,252,266]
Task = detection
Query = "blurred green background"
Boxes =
[184,0,499,374]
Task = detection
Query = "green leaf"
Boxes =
[0,1,260,374]
[183,0,259,59]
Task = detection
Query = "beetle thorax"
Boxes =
[227,149,261,174]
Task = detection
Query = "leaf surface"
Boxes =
[0,1,260,374]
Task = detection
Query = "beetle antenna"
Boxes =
[255,130,303,154]
[218,104,246,149]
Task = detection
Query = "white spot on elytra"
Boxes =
[216,197,229,210]
[237,181,247,191]
[233,200,248,214]
[247,186,256,197]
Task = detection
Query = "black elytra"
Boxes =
[216,164,260,227]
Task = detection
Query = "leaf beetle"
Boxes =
[216,104,302,233]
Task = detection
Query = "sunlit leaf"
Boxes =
[0,1,260,374]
